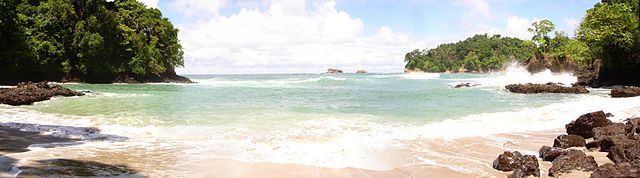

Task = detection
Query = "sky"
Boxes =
[137,0,600,74]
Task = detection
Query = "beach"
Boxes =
[2,68,640,177]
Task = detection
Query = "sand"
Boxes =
[0,125,614,177]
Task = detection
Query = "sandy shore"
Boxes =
[0,124,614,177]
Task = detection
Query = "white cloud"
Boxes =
[177,0,418,74]
[459,0,490,18]
[170,0,228,17]
[138,0,159,8]
[505,16,533,40]
[563,17,580,35]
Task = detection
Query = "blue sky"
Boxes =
[138,0,600,74]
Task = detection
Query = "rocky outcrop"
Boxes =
[611,86,640,98]
[16,159,142,177]
[574,59,603,87]
[356,69,367,74]
[608,143,640,164]
[326,68,343,74]
[553,134,586,149]
[625,118,640,136]
[593,123,626,140]
[548,150,598,177]
[590,160,640,178]
[505,83,589,94]
[492,151,540,178]
[539,145,569,161]
[454,83,479,88]
[566,111,611,139]
[0,82,85,106]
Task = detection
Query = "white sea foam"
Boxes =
[3,87,640,171]
[190,76,346,87]
[467,63,577,87]
[395,73,440,80]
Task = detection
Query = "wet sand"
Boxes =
[0,126,613,177]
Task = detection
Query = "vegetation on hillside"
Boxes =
[405,0,638,74]
[0,0,183,83]
[404,34,531,72]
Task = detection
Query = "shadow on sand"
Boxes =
[0,123,142,177]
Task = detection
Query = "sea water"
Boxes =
[2,65,640,176]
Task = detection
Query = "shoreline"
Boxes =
[0,124,615,177]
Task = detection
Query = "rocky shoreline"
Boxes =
[492,111,640,177]
[0,82,85,106]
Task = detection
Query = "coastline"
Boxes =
[1,72,639,177]
[0,125,613,177]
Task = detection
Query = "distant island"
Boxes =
[0,0,190,84]
[404,0,640,87]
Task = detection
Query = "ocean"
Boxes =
[2,65,640,177]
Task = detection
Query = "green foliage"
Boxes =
[0,0,184,82]
[578,2,640,67]
[528,19,556,53]
[404,34,531,72]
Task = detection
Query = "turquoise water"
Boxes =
[5,69,640,173]
[29,73,579,128]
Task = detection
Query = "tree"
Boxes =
[0,0,185,83]
[528,19,556,53]
[577,2,639,67]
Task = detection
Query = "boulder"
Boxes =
[553,134,586,149]
[493,151,522,171]
[355,69,367,74]
[509,155,540,178]
[605,113,614,117]
[505,83,589,94]
[593,123,626,140]
[0,82,85,106]
[590,160,640,178]
[454,83,480,88]
[600,135,638,152]
[566,111,611,139]
[539,145,569,161]
[625,118,640,136]
[607,143,640,164]
[548,150,598,177]
[493,151,540,178]
[611,86,640,98]
[326,68,343,74]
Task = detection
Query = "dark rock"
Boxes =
[574,59,602,87]
[356,69,367,74]
[625,118,640,136]
[566,111,611,139]
[608,143,640,164]
[553,134,586,149]
[454,83,480,88]
[493,151,540,178]
[509,155,540,178]
[593,123,626,140]
[505,83,589,94]
[611,86,640,98]
[600,135,638,152]
[326,68,343,74]
[548,150,598,177]
[605,113,614,117]
[493,151,523,171]
[0,82,85,106]
[590,160,640,178]
[539,145,569,161]
[16,159,142,177]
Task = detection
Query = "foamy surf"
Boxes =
[2,71,639,177]
[474,63,577,86]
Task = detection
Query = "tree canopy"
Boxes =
[0,0,183,83]
[577,0,640,68]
